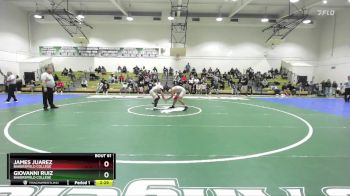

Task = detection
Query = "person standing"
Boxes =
[5,72,18,103]
[41,66,58,111]
[325,79,332,97]
[344,77,350,103]
[0,69,7,93]
[332,81,338,97]
[16,75,23,93]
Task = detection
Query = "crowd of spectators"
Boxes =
[1,64,349,100]
[91,63,347,97]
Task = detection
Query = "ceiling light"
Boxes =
[33,3,43,19]
[290,0,299,3]
[126,16,134,21]
[261,17,269,23]
[303,19,312,24]
[76,14,85,20]
[322,0,327,4]
[34,14,43,19]
[216,17,223,22]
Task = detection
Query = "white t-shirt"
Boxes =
[345,81,350,89]
[6,74,16,85]
[41,72,55,88]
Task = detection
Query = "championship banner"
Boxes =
[39,46,164,58]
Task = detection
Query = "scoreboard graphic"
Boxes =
[7,153,116,186]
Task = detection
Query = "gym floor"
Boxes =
[0,93,349,195]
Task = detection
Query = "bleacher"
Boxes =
[19,69,309,95]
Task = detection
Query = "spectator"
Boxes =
[193,76,200,93]
[68,68,76,81]
[188,76,195,94]
[181,74,187,84]
[101,66,107,74]
[68,68,73,76]
[261,78,268,88]
[321,80,326,95]
[122,66,127,73]
[153,67,158,73]
[325,79,332,97]
[119,74,125,83]
[247,79,253,95]
[54,74,59,81]
[208,67,213,74]
[133,65,140,75]
[81,78,88,88]
[185,63,191,73]
[282,84,291,96]
[96,81,103,94]
[338,83,344,95]
[29,80,36,94]
[109,74,116,83]
[169,67,174,76]
[56,80,64,95]
[95,66,102,73]
[163,67,168,77]
[214,68,221,76]
[102,79,110,95]
[62,68,68,76]
[223,72,228,80]
[271,85,281,96]
[331,81,338,97]
[15,75,22,92]
[287,82,296,95]
[191,68,197,76]
[230,81,239,95]
[0,69,7,93]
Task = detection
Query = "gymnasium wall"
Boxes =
[0,0,30,82]
[315,9,350,83]
[1,0,348,83]
[29,19,320,74]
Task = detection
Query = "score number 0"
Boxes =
[103,161,110,178]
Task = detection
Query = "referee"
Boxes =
[5,72,18,103]
[41,66,58,111]
[345,76,350,103]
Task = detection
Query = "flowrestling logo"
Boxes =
[0,179,349,196]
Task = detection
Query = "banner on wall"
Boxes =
[39,46,165,58]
